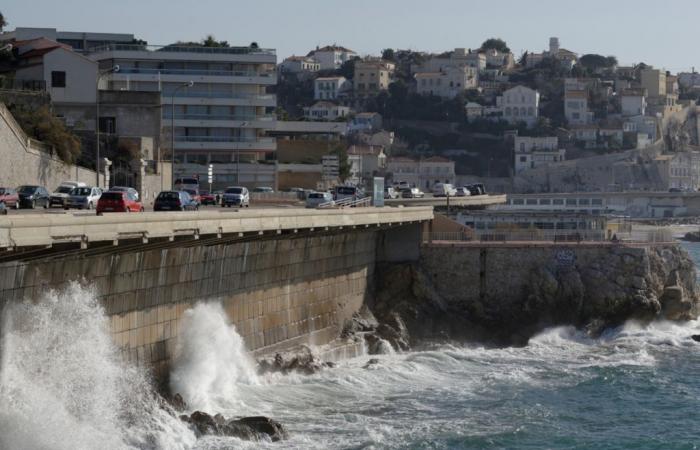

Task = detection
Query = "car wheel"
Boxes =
[140,207,145,212]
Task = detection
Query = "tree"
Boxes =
[9,105,81,164]
[336,56,359,79]
[579,54,617,71]
[518,51,528,66]
[202,35,229,48]
[329,142,350,181]
[481,38,510,53]
[381,48,395,61]
[0,12,6,32]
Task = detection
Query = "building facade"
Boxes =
[303,101,351,121]
[386,156,455,190]
[514,136,565,174]
[353,59,395,97]
[314,76,350,100]
[497,85,540,126]
[414,66,478,99]
[620,88,647,116]
[87,43,277,187]
[307,45,357,70]
[279,56,320,75]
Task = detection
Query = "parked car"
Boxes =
[174,177,200,192]
[65,186,102,210]
[109,186,139,201]
[154,190,198,211]
[221,186,250,207]
[0,187,20,210]
[395,181,411,190]
[50,181,87,208]
[384,187,399,199]
[183,188,201,205]
[401,187,425,198]
[97,190,143,214]
[200,190,217,205]
[253,186,274,193]
[305,191,334,208]
[335,185,362,202]
[455,187,471,197]
[432,183,457,197]
[17,185,50,209]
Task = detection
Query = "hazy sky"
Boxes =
[2,0,698,71]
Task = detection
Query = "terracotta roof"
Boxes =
[565,90,588,99]
[308,101,340,108]
[15,37,71,59]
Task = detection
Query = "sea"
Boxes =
[1,245,699,450]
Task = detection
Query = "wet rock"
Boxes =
[169,393,187,412]
[229,416,289,442]
[180,411,288,441]
[257,347,329,375]
[691,335,700,342]
[363,358,380,369]
[185,411,220,436]
[661,286,693,321]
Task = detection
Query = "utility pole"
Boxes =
[170,81,194,188]
[96,65,120,187]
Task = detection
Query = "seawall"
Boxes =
[372,242,700,346]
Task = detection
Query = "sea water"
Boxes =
[1,248,700,449]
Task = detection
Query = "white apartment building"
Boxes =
[497,85,540,126]
[279,56,320,75]
[88,42,277,188]
[307,45,357,70]
[620,88,647,117]
[314,76,350,100]
[387,156,455,190]
[303,101,351,121]
[415,66,478,99]
[514,136,565,174]
[0,27,134,53]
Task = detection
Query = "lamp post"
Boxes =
[237,121,248,185]
[171,81,194,188]
[96,65,119,187]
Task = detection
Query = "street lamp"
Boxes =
[237,121,248,185]
[95,65,119,187]
[171,81,194,188]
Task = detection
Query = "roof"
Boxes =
[15,37,71,59]
[308,101,341,108]
[565,90,588,99]
[465,102,483,108]
[315,76,345,81]
[424,156,453,163]
[348,145,384,155]
[284,55,316,62]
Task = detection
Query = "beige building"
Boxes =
[415,66,478,99]
[280,56,320,75]
[640,68,666,97]
[514,136,565,174]
[497,85,540,126]
[353,59,395,97]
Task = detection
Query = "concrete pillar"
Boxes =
[102,158,112,189]
[132,158,147,198]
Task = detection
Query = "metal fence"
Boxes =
[423,228,675,244]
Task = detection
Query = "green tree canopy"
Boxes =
[9,105,81,164]
[481,38,510,53]
[579,54,618,70]
[381,48,395,61]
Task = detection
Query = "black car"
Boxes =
[17,185,50,209]
[154,190,198,211]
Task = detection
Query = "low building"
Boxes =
[465,102,484,121]
[655,152,700,191]
[307,45,357,70]
[414,66,478,99]
[347,145,387,186]
[497,85,540,126]
[280,55,320,75]
[570,124,599,148]
[303,101,351,121]
[314,76,350,100]
[353,59,395,97]
[455,210,608,238]
[482,48,515,70]
[514,136,565,174]
[386,156,455,190]
[620,88,647,117]
[348,112,382,132]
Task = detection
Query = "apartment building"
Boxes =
[307,45,357,70]
[279,55,320,75]
[314,76,350,100]
[620,88,647,117]
[514,136,565,174]
[0,27,134,53]
[303,101,351,121]
[87,42,277,188]
[353,59,395,97]
[497,85,540,126]
[414,66,478,99]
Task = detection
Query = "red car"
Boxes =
[96,190,144,214]
[0,187,20,209]
[199,190,216,205]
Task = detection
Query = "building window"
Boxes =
[51,71,66,88]
[519,156,527,162]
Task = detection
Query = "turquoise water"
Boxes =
[1,247,700,449]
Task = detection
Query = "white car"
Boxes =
[50,181,87,208]
[222,186,250,207]
[306,191,334,208]
[384,187,399,199]
[66,186,102,210]
[432,183,457,197]
[455,187,471,197]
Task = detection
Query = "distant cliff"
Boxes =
[369,243,699,347]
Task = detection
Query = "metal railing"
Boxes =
[422,228,675,244]
[164,113,275,122]
[319,196,373,209]
[0,78,46,91]
[115,67,275,78]
[88,43,275,56]
[163,91,275,100]
[174,136,275,143]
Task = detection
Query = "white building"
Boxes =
[620,88,647,117]
[414,66,478,98]
[0,27,134,53]
[307,45,357,70]
[347,145,387,186]
[514,136,565,174]
[279,56,320,75]
[314,76,350,100]
[483,48,515,70]
[303,101,351,121]
[497,85,540,126]
[387,156,455,190]
[87,42,277,188]
[565,90,592,125]
[348,112,383,132]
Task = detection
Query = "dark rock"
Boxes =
[691,335,700,342]
[169,393,187,412]
[180,412,288,441]
[682,231,700,242]
[257,347,328,375]
[363,358,380,369]
[229,416,289,442]
[187,411,220,436]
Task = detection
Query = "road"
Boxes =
[1,202,301,217]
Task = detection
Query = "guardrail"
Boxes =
[319,196,372,209]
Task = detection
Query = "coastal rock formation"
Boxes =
[371,244,700,347]
[257,346,335,375]
[180,411,288,441]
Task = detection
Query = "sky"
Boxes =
[2,0,699,72]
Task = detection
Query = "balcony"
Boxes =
[88,44,276,65]
[161,91,276,108]
[173,136,276,151]
[116,67,274,78]
[164,113,275,122]
[110,68,276,85]
[164,113,275,129]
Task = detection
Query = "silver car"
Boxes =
[222,186,250,207]
[306,191,334,208]
[66,186,102,210]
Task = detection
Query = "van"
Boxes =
[432,183,457,197]
[335,185,360,201]
[174,177,200,191]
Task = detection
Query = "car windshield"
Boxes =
[158,192,180,200]
[309,193,326,199]
[18,186,38,194]
[101,192,124,201]
[71,187,92,196]
[56,186,75,194]
[225,188,243,194]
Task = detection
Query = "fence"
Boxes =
[423,228,675,244]
[319,196,373,209]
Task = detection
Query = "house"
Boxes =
[497,85,540,126]
[416,48,488,74]
[599,121,624,147]
[349,112,383,132]
[570,124,599,148]
[513,136,565,174]
[303,101,351,121]
[307,45,357,70]
[620,88,647,117]
[625,115,658,142]
[414,66,478,99]
[465,102,484,121]
[386,156,456,190]
[565,90,592,125]
[353,59,395,97]
[358,130,395,147]
[655,152,700,191]
[640,68,666,97]
[280,55,320,75]
[347,145,387,186]
[314,76,350,100]
[482,48,515,70]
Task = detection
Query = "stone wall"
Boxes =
[0,102,102,189]
[0,230,379,382]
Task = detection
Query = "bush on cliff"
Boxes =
[8,104,81,164]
